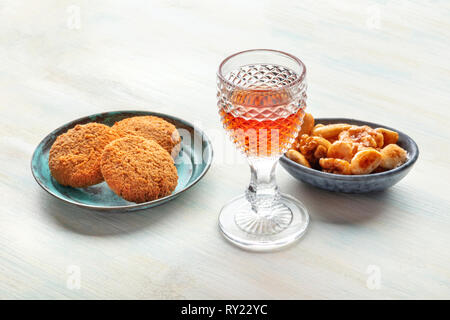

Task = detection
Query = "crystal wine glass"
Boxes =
[217,49,309,251]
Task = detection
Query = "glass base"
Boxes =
[219,193,309,252]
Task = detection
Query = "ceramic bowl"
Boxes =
[279,118,419,193]
[31,110,213,211]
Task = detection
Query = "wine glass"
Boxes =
[217,49,309,251]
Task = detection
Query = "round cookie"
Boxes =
[101,136,178,203]
[112,116,181,158]
[49,123,120,187]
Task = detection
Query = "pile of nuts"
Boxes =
[286,113,408,175]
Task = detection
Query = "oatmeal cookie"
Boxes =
[49,123,120,187]
[100,136,178,203]
[112,116,181,158]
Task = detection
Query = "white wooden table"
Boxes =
[1,0,449,299]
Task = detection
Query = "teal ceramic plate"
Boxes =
[31,111,213,212]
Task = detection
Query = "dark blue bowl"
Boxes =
[279,118,419,193]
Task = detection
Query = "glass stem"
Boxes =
[245,157,281,214]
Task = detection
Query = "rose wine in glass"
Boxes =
[217,49,309,251]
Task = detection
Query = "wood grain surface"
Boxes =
[0,0,449,299]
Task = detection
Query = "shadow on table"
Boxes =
[286,181,391,224]
[38,191,181,237]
